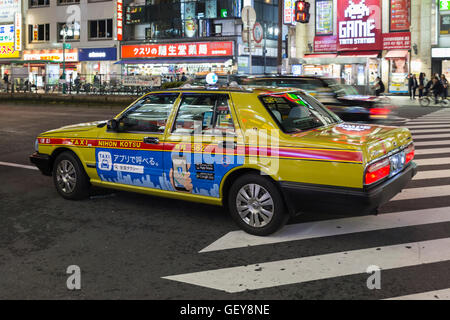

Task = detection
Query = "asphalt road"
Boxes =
[0,101,450,300]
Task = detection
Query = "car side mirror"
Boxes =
[107,119,119,132]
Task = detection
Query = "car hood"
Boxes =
[288,123,412,164]
[40,120,107,136]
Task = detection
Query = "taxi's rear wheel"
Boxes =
[228,174,288,236]
[53,151,90,200]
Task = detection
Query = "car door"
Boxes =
[164,92,241,198]
[95,92,179,190]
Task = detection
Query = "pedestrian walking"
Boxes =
[3,72,9,92]
[372,76,385,96]
[419,73,426,98]
[440,74,448,99]
[432,76,444,104]
[408,74,418,100]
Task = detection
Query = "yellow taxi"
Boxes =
[30,86,416,235]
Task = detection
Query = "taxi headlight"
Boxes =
[34,139,39,152]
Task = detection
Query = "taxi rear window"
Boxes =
[259,92,341,133]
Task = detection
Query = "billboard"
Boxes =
[337,0,382,51]
[0,24,19,58]
[0,0,21,23]
[390,0,410,32]
[316,0,333,35]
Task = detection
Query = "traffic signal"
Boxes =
[295,0,310,23]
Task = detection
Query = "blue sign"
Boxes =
[78,47,117,61]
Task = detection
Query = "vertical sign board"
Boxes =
[0,0,21,23]
[316,0,333,35]
[15,12,21,51]
[390,0,410,32]
[337,0,382,51]
[117,0,123,40]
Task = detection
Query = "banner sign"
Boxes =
[316,0,333,35]
[390,0,410,32]
[117,0,123,40]
[14,12,21,51]
[314,35,338,52]
[337,0,382,51]
[23,49,79,62]
[382,31,411,50]
[0,24,19,58]
[121,41,233,59]
[122,76,162,87]
[79,47,117,61]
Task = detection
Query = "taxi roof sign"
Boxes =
[206,73,218,85]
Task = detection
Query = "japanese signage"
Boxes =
[14,12,21,51]
[337,0,382,51]
[0,24,19,58]
[23,49,78,62]
[121,42,234,59]
[0,0,20,23]
[79,47,117,61]
[382,31,411,50]
[440,0,450,11]
[390,0,410,32]
[122,76,161,87]
[117,0,123,41]
[283,0,296,25]
[314,35,338,52]
[125,6,146,25]
[316,0,333,35]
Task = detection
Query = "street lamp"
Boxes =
[60,24,69,94]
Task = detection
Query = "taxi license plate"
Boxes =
[389,151,406,176]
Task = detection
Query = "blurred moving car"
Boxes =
[240,75,406,125]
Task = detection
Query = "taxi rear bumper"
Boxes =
[279,162,417,216]
[29,152,52,176]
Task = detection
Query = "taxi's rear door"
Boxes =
[95,92,179,189]
[164,92,240,197]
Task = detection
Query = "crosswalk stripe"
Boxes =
[198,207,450,253]
[405,125,450,129]
[410,128,450,133]
[0,161,38,171]
[164,238,450,293]
[392,185,450,201]
[411,133,450,139]
[414,158,450,166]
[385,288,450,300]
[414,140,450,146]
[414,169,450,180]
[415,148,450,155]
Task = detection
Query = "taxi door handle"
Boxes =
[143,137,159,144]
[218,141,237,149]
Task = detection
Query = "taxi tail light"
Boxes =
[370,107,391,116]
[365,158,390,185]
[405,144,415,164]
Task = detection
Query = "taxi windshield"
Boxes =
[259,92,342,133]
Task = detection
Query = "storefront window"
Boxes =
[28,24,50,43]
[57,22,81,42]
[441,14,450,35]
[29,0,49,7]
[89,19,113,40]
[389,58,409,93]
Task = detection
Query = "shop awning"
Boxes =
[384,50,409,59]
[115,57,232,65]
[303,54,337,59]
[337,51,380,58]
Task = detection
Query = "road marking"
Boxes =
[406,121,450,125]
[415,148,450,155]
[414,140,450,146]
[392,185,450,201]
[0,161,38,171]
[198,207,450,253]
[414,158,450,166]
[412,133,450,139]
[410,128,450,133]
[406,124,450,129]
[414,169,450,180]
[164,238,450,293]
[385,288,450,300]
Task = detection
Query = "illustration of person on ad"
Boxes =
[170,155,193,193]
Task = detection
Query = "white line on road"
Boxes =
[410,128,450,133]
[405,124,450,129]
[414,140,450,146]
[412,133,450,139]
[385,288,450,300]
[199,207,450,253]
[415,148,450,155]
[392,185,450,201]
[414,169,450,180]
[0,161,38,171]
[164,238,450,293]
[414,158,450,166]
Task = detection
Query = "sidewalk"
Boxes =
[386,95,421,107]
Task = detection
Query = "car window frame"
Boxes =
[170,92,237,137]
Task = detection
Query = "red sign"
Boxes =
[337,0,382,51]
[117,0,123,41]
[121,42,234,59]
[382,32,411,50]
[390,0,410,31]
[314,35,337,52]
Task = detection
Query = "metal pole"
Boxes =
[263,23,267,74]
[277,0,283,74]
[248,15,252,75]
[62,25,66,94]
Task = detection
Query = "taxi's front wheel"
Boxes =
[53,151,90,200]
[228,174,289,236]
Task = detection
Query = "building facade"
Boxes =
[288,0,436,94]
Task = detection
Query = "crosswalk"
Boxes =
[163,109,450,299]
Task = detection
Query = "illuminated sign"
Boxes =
[23,49,78,62]
[121,41,234,59]
[316,0,333,35]
[0,24,14,43]
[0,24,19,58]
[283,0,296,25]
[79,47,117,61]
[117,0,123,40]
[0,0,20,23]
[390,0,410,31]
[337,0,382,51]
[0,43,19,58]
[382,31,410,50]
[440,0,450,10]
[14,12,21,51]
